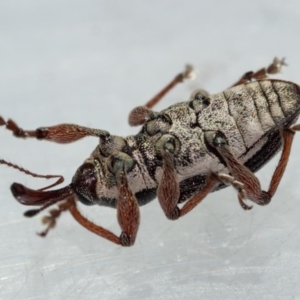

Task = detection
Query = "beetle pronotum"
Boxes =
[1,57,299,246]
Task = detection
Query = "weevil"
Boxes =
[1,57,300,246]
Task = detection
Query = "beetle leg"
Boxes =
[128,64,195,126]
[69,170,140,247]
[267,127,296,198]
[36,200,72,237]
[68,196,121,245]
[145,64,196,109]
[158,149,240,218]
[157,145,219,219]
[157,148,181,220]
[231,57,287,87]
[0,116,109,144]
[216,173,252,210]
[157,149,250,216]
[179,172,219,217]
[115,170,140,246]
[128,106,156,126]
[207,129,295,206]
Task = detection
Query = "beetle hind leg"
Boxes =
[206,127,296,207]
[36,201,72,237]
[216,173,252,210]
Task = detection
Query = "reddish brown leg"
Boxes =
[156,143,245,218]
[179,172,219,217]
[145,64,195,109]
[68,197,121,245]
[37,200,72,237]
[128,65,195,126]
[0,117,109,198]
[216,173,251,210]
[157,147,219,219]
[231,57,287,87]
[0,116,109,144]
[68,171,140,246]
[206,128,296,207]
[267,128,295,197]
[157,149,181,220]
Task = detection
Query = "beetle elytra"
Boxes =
[1,57,300,246]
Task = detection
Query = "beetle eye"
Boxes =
[72,163,97,205]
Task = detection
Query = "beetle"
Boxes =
[1,57,300,247]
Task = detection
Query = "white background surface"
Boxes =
[1,1,300,299]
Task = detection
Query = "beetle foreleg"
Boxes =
[231,57,287,87]
[0,116,109,144]
[68,196,121,245]
[69,170,140,246]
[37,200,72,237]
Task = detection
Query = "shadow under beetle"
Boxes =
[1,57,300,246]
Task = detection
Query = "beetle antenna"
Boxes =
[0,159,64,191]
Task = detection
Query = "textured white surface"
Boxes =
[1,1,300,299]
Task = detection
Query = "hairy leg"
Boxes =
[206,127,296,207]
